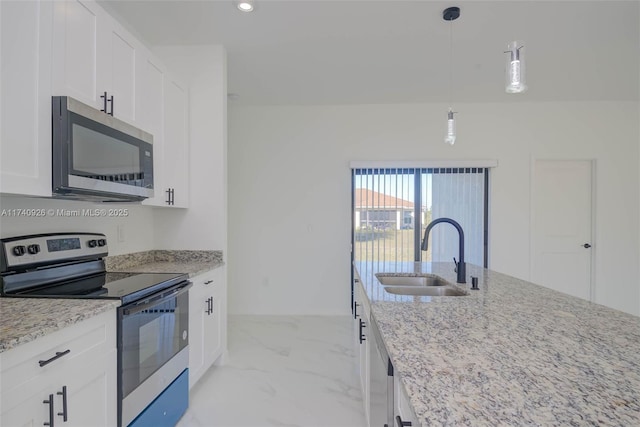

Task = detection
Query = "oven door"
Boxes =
[119,281,191,426]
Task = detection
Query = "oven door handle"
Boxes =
[122,282,192,316]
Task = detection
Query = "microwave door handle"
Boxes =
[123,282,192,316]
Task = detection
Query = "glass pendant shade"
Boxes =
[505,41,527,94]
[445,109,456,145]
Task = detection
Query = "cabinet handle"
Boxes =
[396,415,412,427]
[206,297,213,315]
[165,188,175,205]
[100,91,108,114]
[204,280,214,285]
[108,95,114,116]
[359,319,366,344]
[39,349,71,367]
[57,385,68,422]
[43,394,54,427]
[354,302,359,319]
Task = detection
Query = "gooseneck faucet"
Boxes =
[421,217,466,283]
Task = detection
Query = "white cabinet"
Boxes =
[139,60,190,208]
[353,273,370,425]
[162,78,189,208]
[52,0,138,125]
[189,266,226,388]
[0,0,53,197]
[394,375,419,427]
[0,309,117,427]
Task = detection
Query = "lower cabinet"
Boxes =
[0,309,117,427]
[354,272,419,427]
[189,266,226,388]
[394,375,419,427]
[353,275,371,425]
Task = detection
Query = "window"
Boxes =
[352,167,489,267]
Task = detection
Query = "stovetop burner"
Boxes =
[0,233,188,304]
[4,271,188,304]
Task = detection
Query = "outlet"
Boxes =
[117,224,125,243]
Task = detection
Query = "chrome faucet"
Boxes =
[421,217,466,284]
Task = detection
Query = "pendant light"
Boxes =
[443,7,460,146]
[504,41,527,93]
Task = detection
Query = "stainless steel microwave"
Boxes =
[52,96,154,202]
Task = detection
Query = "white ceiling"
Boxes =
[100,0,640,105]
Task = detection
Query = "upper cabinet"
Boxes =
[1,0,188,205]
[52,0,138,125]
[139,59,190,208]
[0,0,53,197]
[161,78,189,208]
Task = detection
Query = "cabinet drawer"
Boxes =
[1,310,115,396]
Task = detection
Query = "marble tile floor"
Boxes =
[177,315,367,427]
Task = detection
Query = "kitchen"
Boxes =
[1,1,639,427]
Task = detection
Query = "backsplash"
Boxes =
[0,195,155,256]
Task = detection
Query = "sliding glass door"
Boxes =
[352,167,488,266]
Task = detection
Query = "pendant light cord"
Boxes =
[449,17,453,108]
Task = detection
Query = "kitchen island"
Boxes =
[356,261,640,426]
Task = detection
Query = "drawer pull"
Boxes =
[43,394,54,426]
[39,349,71,367]
[359,319,366,344]
[396,415,412,427]
[57,385,68,421]
[204,280,214,285]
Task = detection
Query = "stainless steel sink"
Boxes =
[376,274,449,287]
[383,286,467,296]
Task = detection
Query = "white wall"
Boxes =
[0,195,155,255]
[228,101,640,316]
[151,45,228,253]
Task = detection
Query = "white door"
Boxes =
[531,160,593,300]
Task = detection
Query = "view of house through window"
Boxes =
[352,168,488,266]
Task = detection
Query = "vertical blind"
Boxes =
[352,167,488,267]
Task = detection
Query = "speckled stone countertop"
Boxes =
[355,261,640,427]
[0,298,120,353]
[106,250,223,277]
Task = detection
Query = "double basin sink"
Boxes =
[376,274,467,296]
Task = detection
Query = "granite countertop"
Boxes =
[106,249,224,277]
[0,298,120,353]
[356,261,640,426]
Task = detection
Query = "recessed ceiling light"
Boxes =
[236,0,254,12]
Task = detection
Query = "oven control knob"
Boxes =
[97,239,107,247]
[27,244,40,254]
[12,245,26,256]
[87,239,98,248]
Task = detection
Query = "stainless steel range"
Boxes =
[0,232,191,427]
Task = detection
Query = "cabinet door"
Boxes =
[394,375,419,427]
[0,380,55,427]
[65,349,117,427]
[163,78,189,208]
[52,0,137,123]
[139,57,167,207]
[188,280,207,387]
[52,0,101,108]
[203,272,223,368]
[0,0,52,197]
[359,310,370,425]
[98,18,137,124]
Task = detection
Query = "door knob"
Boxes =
[583,243,591,248]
